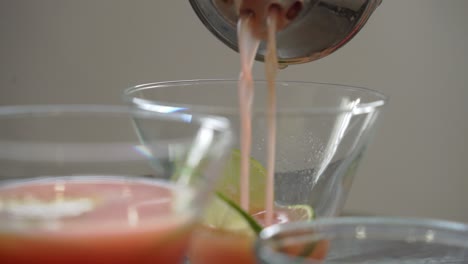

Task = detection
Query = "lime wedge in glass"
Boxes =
[202,192,262,236]
[217,149,267,209]
[282,204,314,221]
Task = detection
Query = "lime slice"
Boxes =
[217,149,267,209]
[202,192,262,236]
[284,204,314,221]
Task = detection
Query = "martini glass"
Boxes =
[123,79,387,263]
[257,217,468,263]
[0,105,231,264]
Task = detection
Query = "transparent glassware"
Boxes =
[0,105,232,263]
[256,217,468,263]
[124,80,387,218]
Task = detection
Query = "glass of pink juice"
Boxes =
[0,105,232,264]
[124,80,387,263]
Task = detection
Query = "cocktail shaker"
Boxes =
[189,0,382,66]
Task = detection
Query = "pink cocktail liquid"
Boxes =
[189,208,296,264]
[0,176,194,264]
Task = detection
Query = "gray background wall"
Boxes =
[1,0,467,222]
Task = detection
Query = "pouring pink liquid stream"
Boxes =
[238,6,280,226]
[237,13,260,212]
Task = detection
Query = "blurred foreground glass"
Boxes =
[257,217,468,263]
[0,105,231,264]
